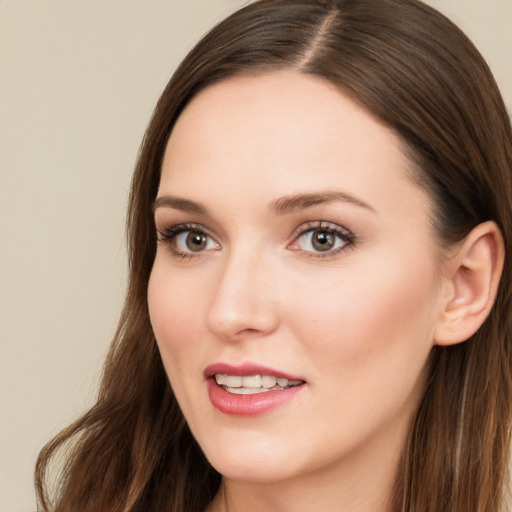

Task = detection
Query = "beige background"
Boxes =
[0,1,510,511]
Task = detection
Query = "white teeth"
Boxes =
[261,375,277,388]
[214,374,303,393]
[242,375,262,388]
[226,387,269,395]
[223,375,243,388]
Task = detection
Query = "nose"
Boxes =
[206,248,279,341]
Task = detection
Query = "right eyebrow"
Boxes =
[151,195,209,215]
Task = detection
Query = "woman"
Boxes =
[35,0,512,511]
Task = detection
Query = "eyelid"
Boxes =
[156,222,212,240]
[289,220,352,239]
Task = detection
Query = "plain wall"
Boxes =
[0,1,510,511]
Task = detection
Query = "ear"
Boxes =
[434,221,504,346]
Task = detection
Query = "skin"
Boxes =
[148,71,450,512]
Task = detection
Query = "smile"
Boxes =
[205,363,306,415]
[214,374,304,395]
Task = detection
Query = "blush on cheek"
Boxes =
[295,260,437,372]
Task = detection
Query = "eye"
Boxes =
[289,221,354,257]
[297,229,346,253]
[157,223,220,257]
[175,230,218,253]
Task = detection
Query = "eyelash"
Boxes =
[157,223,218,260]
[288,221,356,260]
[156,221,356,260]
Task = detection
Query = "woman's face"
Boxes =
[148,71,445,485]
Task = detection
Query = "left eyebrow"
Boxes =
[269,191,377,215]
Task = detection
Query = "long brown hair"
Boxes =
[35,1,512,510]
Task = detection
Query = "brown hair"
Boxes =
[35,0,512,510]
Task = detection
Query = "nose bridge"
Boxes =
[206,239,278,340]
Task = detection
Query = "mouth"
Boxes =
[214,374,304,395]
[204,363,306,415]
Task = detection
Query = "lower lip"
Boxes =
[207,379,305,416]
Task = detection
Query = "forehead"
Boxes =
[160,71,430,220]
[165,71,399,167]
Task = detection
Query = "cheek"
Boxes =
[272,253,440,463]
[148,262,206,370]
[147,261,215,427]
[286,250,440,390]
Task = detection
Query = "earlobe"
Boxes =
[434,221,504,346]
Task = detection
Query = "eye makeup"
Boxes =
[288,220,356,260]
[156,218,356,262]
[157,222,220,260]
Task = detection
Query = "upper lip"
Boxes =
[204,362,305,382]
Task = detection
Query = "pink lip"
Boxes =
[204,362,306,416]
[204,362,303,381]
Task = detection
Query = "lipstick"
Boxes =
[204,363,306,416]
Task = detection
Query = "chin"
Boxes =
[198,430,304,483]
[210,457,297,484]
